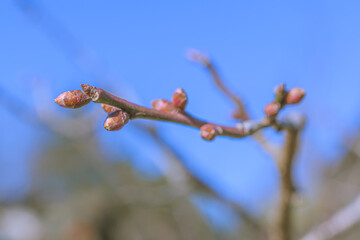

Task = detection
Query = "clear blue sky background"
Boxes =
[1,0,360,214]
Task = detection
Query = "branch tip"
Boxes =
[285,88,306,105]
[54,90,90,109]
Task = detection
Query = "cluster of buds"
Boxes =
[264,84,306,119]
[200,124,218,141]
[55,89,131,131]
[54,90,91,109]
[151,88,188,113]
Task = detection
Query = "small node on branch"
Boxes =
[81,84,99,101]
[172,88,188,112]
[285,88,306,105]
[104,110,130,131]
[200,124,218,141]
[264,102,281,118]
[101,103,119,113]
[151,99,177,113]
[54,90,91,109]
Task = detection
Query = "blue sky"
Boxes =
[1,0,360,212]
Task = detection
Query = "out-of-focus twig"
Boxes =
[0,84,96,138]
[136,123,267,238]
[299,193,360,240]
[187,49,248,120]
[271,115,305,240]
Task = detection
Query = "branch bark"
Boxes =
[270,115,305,240]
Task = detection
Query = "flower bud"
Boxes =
[151,99,177,113]
[264,102,280,118]
[104,110,130,131]
[55,90,91,109]
[172,88,187,112]
[200,124,217,141]
[101,103,119,113]
[285,88,305,105]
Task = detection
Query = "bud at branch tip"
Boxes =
[285,88,306,105]
[54,90,90,109]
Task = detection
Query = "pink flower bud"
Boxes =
[264,102,280,118]
[101,103,119,113]
[285,88,306,105]
[151,99,177,113]
[104,110,130,131]
[55,90,91,109]
[200,124,217,141]
[172,88,188,112]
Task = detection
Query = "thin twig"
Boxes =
[299,193,360,240]
[187,49,248,120]
[188,49,280,156]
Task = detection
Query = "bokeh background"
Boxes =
[1,0,360,239]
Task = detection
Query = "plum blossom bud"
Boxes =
[285,88,305,105]
[151,99,177,113]
[264,102,280,118]
[101,104,119,113]
[172,88,187,112]
[104,110,130,131]
[200,124,217,141]
[55,90,91,109]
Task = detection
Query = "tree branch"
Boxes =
[187,49,248,120]
[81,84,280,139]
[187,49,280,156]
[299,193,360,240]
[271,115,305,240]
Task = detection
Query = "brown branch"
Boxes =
[271,116,305,240]
[81,84,278,139]
[188,49,280,157]
[187,49,248,120]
